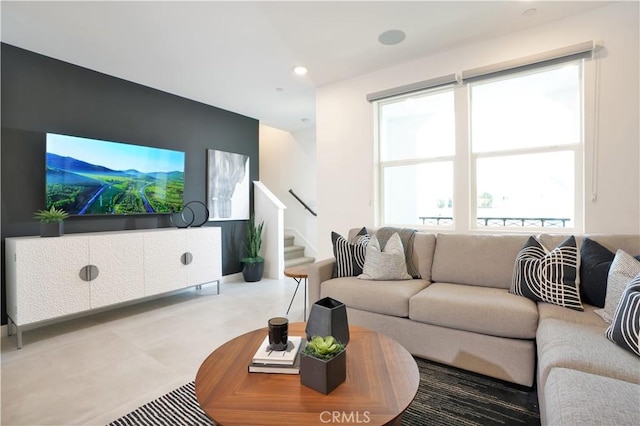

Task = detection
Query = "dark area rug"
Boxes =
[404,358,539,425]
[108,358,539,426]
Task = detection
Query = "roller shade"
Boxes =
[461,41,595,83]
[366,73,458,102]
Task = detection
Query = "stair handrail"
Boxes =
[289,189,317,217]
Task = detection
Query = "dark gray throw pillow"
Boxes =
[580,238,615,308]
[511,235,583,311]
[606,273,640,357]
[331,227,369,278]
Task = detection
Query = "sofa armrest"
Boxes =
[307,258,335,310]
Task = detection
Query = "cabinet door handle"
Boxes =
[79,265,100,281]
[181,252,193,265]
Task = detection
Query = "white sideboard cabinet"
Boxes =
[143,227,222,296]
[5,227,222,348]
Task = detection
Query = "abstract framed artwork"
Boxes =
[207,149,250,221]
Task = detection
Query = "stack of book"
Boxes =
[248,335,304,374]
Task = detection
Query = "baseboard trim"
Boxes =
[220,272,242,283]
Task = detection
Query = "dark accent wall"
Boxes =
[1,43,259,325]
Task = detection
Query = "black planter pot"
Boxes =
[300,349,347,395]
[242,261,264,282]
[40,222,64,237]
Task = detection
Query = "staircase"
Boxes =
[284,235,315,268]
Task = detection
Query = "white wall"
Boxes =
[316,2,640,260]
[259,124,318,258]
[254,181,286,279]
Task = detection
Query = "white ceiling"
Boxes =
[1,1,610,132]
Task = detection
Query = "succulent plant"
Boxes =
[302,335,345,360]
[33,206,70,223]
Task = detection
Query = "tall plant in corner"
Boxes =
[241,215,264,282]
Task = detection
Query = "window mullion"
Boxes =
[454,83,470,232]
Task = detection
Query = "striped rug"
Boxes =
[108,358,539,426]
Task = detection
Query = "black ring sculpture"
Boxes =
[184,201,209,227]
[170,201,209,228]
[170,205,195,228]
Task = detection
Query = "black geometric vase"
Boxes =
[305,297,349,345]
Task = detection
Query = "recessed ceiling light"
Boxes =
[293,66,308,76]
[523,8,537,16]
[275,87,284,92]
[378,30,406,46]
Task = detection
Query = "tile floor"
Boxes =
[1,276,307,425]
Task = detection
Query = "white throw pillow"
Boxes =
[358,233,411,281]
[595,250,640,323]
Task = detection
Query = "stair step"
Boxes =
[284,245,305,260]
[285,256,315,268]
[284,235,295,247]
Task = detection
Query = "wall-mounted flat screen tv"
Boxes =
[46,133,185,215]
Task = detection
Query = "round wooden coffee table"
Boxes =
[195,323,419,425]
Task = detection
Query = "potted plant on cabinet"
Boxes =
[300,335,346,394]
[34,206,69,237]
[241,215,264,282]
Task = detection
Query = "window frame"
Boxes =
[374,85,457,229]
[374,59,586,234]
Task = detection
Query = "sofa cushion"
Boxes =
[431,234,530,289]
[537,319,640,387]
[358,233,411,281]
[606,273,640,357]
[320,277,429,318]
[409,283,538,339]
[331,227,369,278]
[595,250,640,323]
[510,235,582,311]
[544,368,640,426]
[537,302,605,327]
[580,238,616,308]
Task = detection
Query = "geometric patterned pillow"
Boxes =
[606,273,640,357]
[331,227,370,278]
[510,235,583,311]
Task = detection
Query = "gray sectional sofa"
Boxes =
[308,229,640,425]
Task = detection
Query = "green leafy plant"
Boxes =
[302,335,345,360]
[241,215,264,264]
[33,206,70,223]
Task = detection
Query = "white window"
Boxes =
[375,60,584,232]
[470,63,583,230]
[376,88,455,227]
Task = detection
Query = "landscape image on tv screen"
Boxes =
[46,133,185,215]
